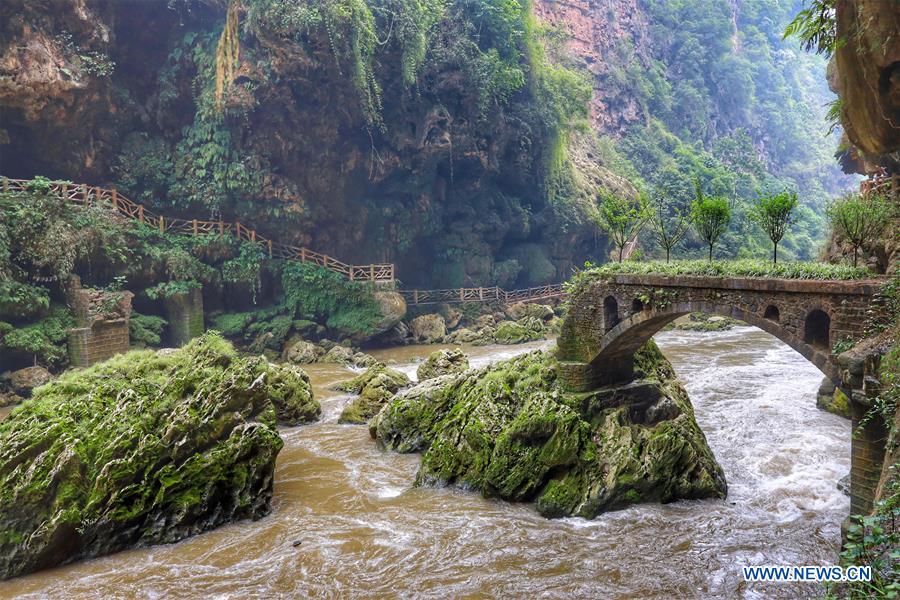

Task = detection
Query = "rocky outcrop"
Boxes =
[337,363,411,424]
[4,366,52,396]
[266,362,320,426]
[370,341,726,518]
[409,314,446,344]
[417,348,469,381]
[831,0,900,159]
[0,333,285,580]
[816,377,851,419]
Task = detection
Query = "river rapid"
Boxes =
[0,326,850,599]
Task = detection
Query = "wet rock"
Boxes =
[369,291,408,337]
[0,391,22,408]
[321,345,377,368]
[283,339,323,365]
[417,349,470,381]
[0,333,284,580]
[474,314,496,330]
[505,303,554,321]
[446,328,479,344]
[337,364,411,424]
[266,363,321,426]
[816,377,851,419]
[409,314,446,343]
[372,341,726,519]
[493,318,546,344]
[837,473,851,496]
[6,366,52,397]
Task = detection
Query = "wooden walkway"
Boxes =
[2,177,395,282]
[400,284,566,305]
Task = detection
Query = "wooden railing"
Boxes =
[2,177,395,283]
[860,173,898,199]
[401,284,565,306]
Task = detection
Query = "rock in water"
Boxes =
[409,314,446,343]
[337,364,411,424]
[0,333,285,580]
[417,349,469,381]
[266,363,321,426]
[371,341,726,519]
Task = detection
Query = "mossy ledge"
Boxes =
[370,341,727,518]
[0,333,296,580]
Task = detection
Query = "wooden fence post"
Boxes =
[2,177,7,193]
[192,219,198,235]
[138,205,144,223]
[371,265,375,281]
[268,240,273,258]
[219,220,224,235]
[111,188,118,210]
[460,288,464,302]
[250,229,256,242]
[158,215,165,233]
[413,290,418,305]
[479,288,484,301]
[300,248,306,263]
[81,183,88,205]
[235,221,241,239]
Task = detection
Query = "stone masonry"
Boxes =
[65,276,133,367]
[557,273,887,514]
[163,288,204,347]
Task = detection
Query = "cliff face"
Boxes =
[533,0,651,135]
[0,1,605,289]
[832,0,900,167]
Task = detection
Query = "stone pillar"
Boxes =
[848,394,888,515]
[163,288,205,347]
[64,276,133,367]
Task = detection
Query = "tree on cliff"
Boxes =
[647,187,690,263]
[826,193,893,267]
[595,189,649,263]
[691,182,732,261]
[750,190,798,264]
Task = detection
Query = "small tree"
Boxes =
[691,183,732,261]
[750,190,798,264]
[647,188,690,263]
[595,189,648,263]
[826,193,893,267]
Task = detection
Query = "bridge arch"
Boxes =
[583,301,840,387]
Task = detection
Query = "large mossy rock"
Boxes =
[0,333,287,580]
[417,348,469,381]
[337,364,411,424]
[409,314,446,343]
[492,317,546,345]
[371,341,726,519]
[267,363,321,426]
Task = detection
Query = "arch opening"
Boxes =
[631,298,645,314]
[764,305,780,322]
[603,296,620,333]
[804,309,831,350]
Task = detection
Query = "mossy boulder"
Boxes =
[816,377,851,419]
[0,333,285,580]
[337,364,411,424]
[493,317,547,344]
[417,348,470,381]
[321,345,378,368]
[282,339,323,365]
[266,363,320,426]
[371,341,726,519]
[409,314,446,343]
[5,366,53,397]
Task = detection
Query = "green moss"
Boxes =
[0,332,285,580]
[373,344,726,519]
[337,364,410,424]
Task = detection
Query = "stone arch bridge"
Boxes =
[557,273,887,515]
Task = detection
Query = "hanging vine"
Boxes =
[215,0,241,111]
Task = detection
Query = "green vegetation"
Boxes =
[594,189,647,263]
[690,190,732,261]
[749,191,798,264]
[569,259,873,294]
[0,333,287,580]
[826,193,894,267]
[647,187,691,263]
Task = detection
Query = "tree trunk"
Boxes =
[773,242,778,265]
[853,245,858,267]
[618,246,624,263]
[708,243,713,261]
[665,247,670,263]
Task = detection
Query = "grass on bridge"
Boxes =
[571,259,875,287]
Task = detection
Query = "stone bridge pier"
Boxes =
[557,274,886,514]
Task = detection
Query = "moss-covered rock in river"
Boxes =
[0,333,286,580]
[266,363,320,426]
[417,348,469,381]
[337,364,411,424]
[370,341,726,518]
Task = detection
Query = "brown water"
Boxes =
[0,329,850,599]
